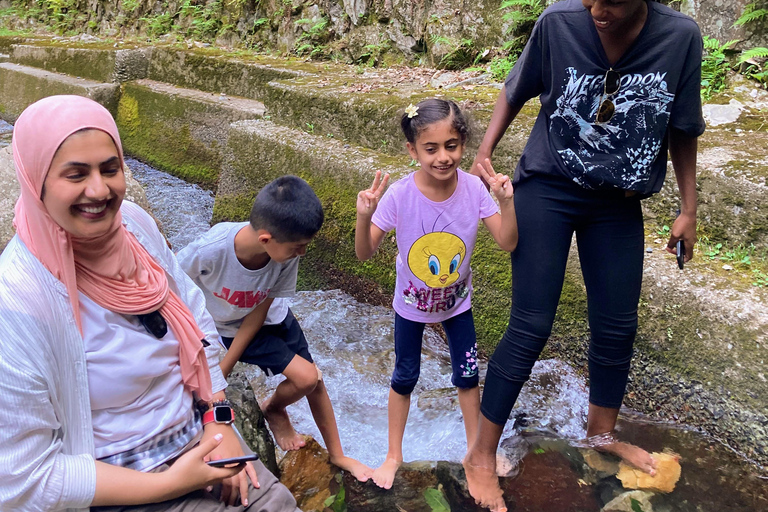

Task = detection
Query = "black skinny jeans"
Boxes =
[481,174,644,425]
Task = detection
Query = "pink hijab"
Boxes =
[12,95,212,401]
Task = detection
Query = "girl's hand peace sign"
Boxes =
[477,158,513,204]
[357,170,390,217]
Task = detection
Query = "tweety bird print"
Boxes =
[407,231,467,288]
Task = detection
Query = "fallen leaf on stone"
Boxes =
[617,451,681,493]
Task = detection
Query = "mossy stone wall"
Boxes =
[115,80,265,189]
[0,62,120,121]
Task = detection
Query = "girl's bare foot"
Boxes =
[598,441,657,475]
[372,458,401,489]
[330,455,374,482]
[261,397,306,451]
[462,451,507,512]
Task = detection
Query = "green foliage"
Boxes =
[734,2,768,87]
[630,498,645,512]
[357,39,390,67]
[489,54,517,81]
[140,11,174,38]
[701,36,738,100]
[322,481,346,512]
[121,0,142,13]
[437,38,482,70]
[293,17,330,58]
[501,0,546,31]
[485,0,545,82]
[424,487,451,512]
[734,2,768,26]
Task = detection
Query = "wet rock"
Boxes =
[227,367,279,475]
[0,146,19,253]
[602,490,654,512]
[434,460,514,512]
[429,71,458,89]
[278,436,340,512]
[344,461,439,512]
[616,452,681,494]
[581,449,621,479]
[702,99,744,126]
[501,450,600,512]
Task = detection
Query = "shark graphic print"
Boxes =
[550,67,675,191]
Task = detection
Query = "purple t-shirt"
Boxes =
[372,169,499,323]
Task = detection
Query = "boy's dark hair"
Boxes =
[400,98,470,144]
[249,175,324,242]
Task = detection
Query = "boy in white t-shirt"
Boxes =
[179,175,372,482]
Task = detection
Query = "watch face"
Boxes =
[214,406,234,423]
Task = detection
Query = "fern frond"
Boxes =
[739,47,768,63]
[721,40,740,51]
[734,8,768,27]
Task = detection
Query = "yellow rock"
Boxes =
[617,452,681,493]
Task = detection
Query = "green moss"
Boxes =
[116,85,224,189]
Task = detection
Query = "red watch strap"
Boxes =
[202,406,235,425]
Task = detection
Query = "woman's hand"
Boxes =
[665,211,696,262]
[477,159,513,204]
[356,170,389,218]
[471,151,493,189]
[162,433,245,500]
[201,423,259,507]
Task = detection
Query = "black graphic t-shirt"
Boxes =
[505,0,705,195]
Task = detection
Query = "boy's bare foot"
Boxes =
[372,458,401,489]
[462,452,507,512]
[261,397,306,451]
[597,441,657,475]
[330,455,374,482]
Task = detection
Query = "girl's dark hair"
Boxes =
[400,98,470,144]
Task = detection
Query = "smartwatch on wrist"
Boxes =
[202,399,235,426]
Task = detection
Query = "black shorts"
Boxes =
[221,309,313,376]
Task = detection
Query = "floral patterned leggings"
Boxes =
[391,309,479,395]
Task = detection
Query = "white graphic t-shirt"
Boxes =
[177,222,298,338]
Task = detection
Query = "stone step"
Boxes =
[0,62,120,119]
[116,79,266,189]
[9,43,150,83]
[146,47,310,101]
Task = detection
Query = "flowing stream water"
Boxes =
[127,158,768,511]
[1,119,764,510]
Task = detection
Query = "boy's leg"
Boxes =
[442,309,481,446]
[261,353,316,451]
[246,311,320,451]
[372,314,424,490]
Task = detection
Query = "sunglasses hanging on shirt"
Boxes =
[595,68,622,124]
[137,310,168,339]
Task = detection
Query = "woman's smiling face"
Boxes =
[582,0,647,36]
[42,129,125,239]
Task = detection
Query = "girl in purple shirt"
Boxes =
[355,98,518,489]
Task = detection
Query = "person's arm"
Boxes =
[355,170,389,261]
[91,434,243,507]
[219,297,274,379]
[477,159,518,252]
[665,127,698,262]
[472,87,526,180]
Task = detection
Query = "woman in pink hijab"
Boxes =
[0,96,299,512]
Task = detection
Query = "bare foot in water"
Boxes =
[598,441,658,475]
[261,397,306,451]
[372,458,401,489]
[330,455,374,482]
[462,452,507,512]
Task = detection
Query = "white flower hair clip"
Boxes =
[405,104,419,118]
